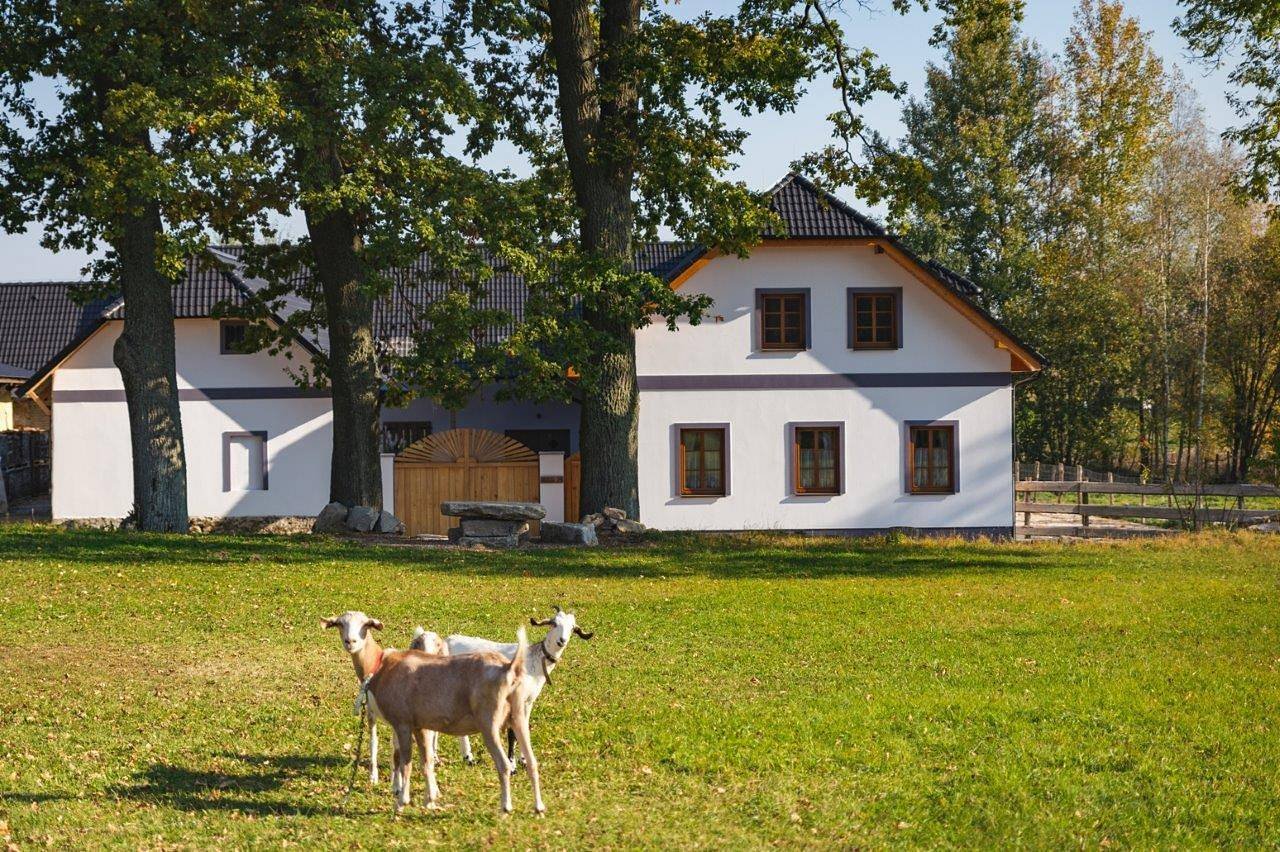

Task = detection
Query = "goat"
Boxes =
[365,626,544,814]
[321,611,388,784]
[442,606,593,767]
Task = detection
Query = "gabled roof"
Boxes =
[669,172,1042,370]
[0,282,119,378]
[762,173,886,239]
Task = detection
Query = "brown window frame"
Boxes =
[678,426,728,497]
[906,422,957,495]
[848,288,901,350]
[757,289,809,351]
[792,425,842,495]
[219,319,250,355]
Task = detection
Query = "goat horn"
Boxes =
[573,626,595,640]
[553,605,563,614]
[530,616,555,627]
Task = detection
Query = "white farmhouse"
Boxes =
[1,174,1042,534]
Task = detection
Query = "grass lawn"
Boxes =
[1,526,1278,849]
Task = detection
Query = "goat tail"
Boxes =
[508,625,527,684]
[409,625,427,651]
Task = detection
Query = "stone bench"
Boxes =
[441,501,546,548]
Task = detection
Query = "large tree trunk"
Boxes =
[304,200,383,508]
[111,201,189,531]
[548,0,643,518]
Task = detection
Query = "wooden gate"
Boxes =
[394,428,540,536]
[564,453,581,522]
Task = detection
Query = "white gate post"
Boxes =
[380,453,396,515]
[538,452,565,523]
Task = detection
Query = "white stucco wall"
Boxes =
[637,385,1012,530]
[51,319,332,519]
[637,245,1009,376]
[634,244,1016,531]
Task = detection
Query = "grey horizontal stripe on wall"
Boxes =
[636,372,1013,391]
[53,387,332,403]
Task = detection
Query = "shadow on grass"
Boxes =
[102,752,359,816]
[0,524,1082,581]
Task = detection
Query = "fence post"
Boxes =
[1080,482,1090,528]
[1074,464,1084,482]
[1107,472,1114,506]
[1014,461,1021,481]
[1033,461,1041,480]
[1056,462,1064,482]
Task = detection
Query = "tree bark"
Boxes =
[304,194,383,509]
[547,0,643,518]
[111,200,189,531]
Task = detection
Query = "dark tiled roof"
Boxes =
[0,361,32,381]
[0,282,119,375]
[762,173,885,239]
[105,254,253,319]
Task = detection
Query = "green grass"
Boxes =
[1,526,1278,849]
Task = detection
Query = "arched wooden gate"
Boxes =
[394,428,540,536]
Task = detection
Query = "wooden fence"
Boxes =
[1014,479,1280,538]
[0,431,50,509]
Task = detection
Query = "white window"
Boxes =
[224,431,267,491]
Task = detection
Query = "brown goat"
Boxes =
[365,626,544,814]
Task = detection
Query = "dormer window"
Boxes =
[220,320,249,354]
[756,289,809,351]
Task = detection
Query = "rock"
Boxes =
[375,510,406,535]
[460,518,528,537]
[448,526,463,542]
[346,505,379,532]
[580,513,605,527]
[313,501,349,533]
[602,506,626,520]
[440,500,546,521]
[540,522,599,545]
[459,533,523,548]
[613,518,647,534]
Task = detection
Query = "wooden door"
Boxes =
[564,453,581,522]
[394,429,540,536]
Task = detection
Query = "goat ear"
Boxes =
[321,617,339,629]
[365,619,383,632]
[530,616,554,627]
[573,626,595,640]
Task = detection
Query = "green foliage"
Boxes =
[2,526,1279,846]
[873,0,1051,311]
[0,0,261,293]
[212,0,527,408]
[1177,0,1280,202]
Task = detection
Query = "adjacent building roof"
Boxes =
[4,172,1042,395]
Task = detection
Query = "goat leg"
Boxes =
[414,729,439,807]
[459,734,477,766]
[368,721,380,785]
[510,700,545,814]
[393,726,414,812]
[480,724,513,814]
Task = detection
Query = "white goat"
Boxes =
[440,606,593,766]
[365,626,543,813]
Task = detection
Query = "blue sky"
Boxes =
[0,0,1235,281]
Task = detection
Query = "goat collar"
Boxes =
[539,637,561,687]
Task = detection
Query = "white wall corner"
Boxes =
[538,451,565,523]
[380,452,396,515]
